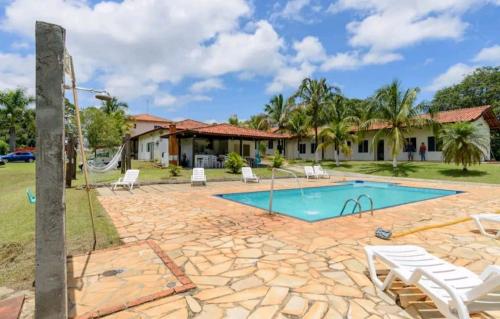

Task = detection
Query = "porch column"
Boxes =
[239,138,243,156]
[191,137,195,168]
[169,124,178,165]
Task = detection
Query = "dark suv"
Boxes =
[1,152,36,163]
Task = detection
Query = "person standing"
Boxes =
[419,142,427,161]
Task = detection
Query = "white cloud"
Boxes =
[154,93,211,110]
[425,63,476,91]
[0,53,34,93]
[328,0,499,63]
[281,0,311,19]
[292,36,326,63]
[473,44,500,64]
[0,0,286,101]
[267,62,315,93]
[189,78,224,93]
[154,93,177,107]
[321,51,360,71]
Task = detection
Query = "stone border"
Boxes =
[69,240,195,319]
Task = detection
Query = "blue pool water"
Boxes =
[219,181,459,222]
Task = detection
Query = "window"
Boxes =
[154,125,163,129]
[268,140,273,149]
[310,143,316,154]
[428,136,442,152]
[404,137,417,152]
[299,143,306,154]
[147,143,151,152]
[243,144,251,157]
[358,140,368,153]
[133,124,137,128]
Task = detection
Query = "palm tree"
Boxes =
[441,122,488,171]
[294,78,337,159]
[228,114,240,126]
[318,96,358,166]
[101,97,128,114]
[365,80,431,168]
[245,114,269,131]
[0,88,34,152]
[264,94,293,131]
[286,108,310,159]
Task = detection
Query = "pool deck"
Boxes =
[95,176,500,318]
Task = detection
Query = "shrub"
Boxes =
[225,152,245,174]
[168,164,181,177]
[272,150,284,168]
[0,140,8,155]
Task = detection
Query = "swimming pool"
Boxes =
[219,181,459,222]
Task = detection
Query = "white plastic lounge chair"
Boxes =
[365,245,500,319]
[304,166,318,180]
[241,167,260,183]
[191,168,207,185]
[313,165,330,178]
[111,169,139,191]
[471,214,500,238]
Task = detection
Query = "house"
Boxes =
[130,119,208,164]
[285,105,499,162]
[161,123,287,167]
[128,114,172,136]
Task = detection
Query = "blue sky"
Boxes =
[0,0,499,123]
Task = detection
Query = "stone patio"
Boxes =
[95,177,500,318]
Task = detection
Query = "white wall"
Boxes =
[137,130,168,162]
[130,121,169,137]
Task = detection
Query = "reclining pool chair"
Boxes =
[365,245,500,319]
[471,213,500,239]
[111,169,139,191]
[241,167,260,183]
[191,168,207,185]
[313,165,330,178]
[304,166,318,180]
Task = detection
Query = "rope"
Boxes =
[87,144,124,173]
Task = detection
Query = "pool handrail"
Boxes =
[356,194,374,216]
[340,198,362,217]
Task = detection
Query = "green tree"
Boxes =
[294,78,337,157]
[441,122,488,171]
[0,88,35,151]
[286,108,310,159]
[264,94,293,131]
[245,114,269,131]
[101,97,128,115]
[228,114,240,126]
[225,152,246,174]
[366,80,433,168]
[0,140,8,155]
[318,96,358,166]
[82,107,127,153]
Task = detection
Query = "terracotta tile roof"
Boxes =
[175,119,209,130]
[364,105,498,130]
[130,114,171,123]
[164,123,287,139]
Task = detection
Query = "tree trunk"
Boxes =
[297,137,301,159]
[336,147,340,167]
[392,156,398,168]
[8,127,16,152]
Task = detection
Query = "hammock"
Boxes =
[87,144,124,173]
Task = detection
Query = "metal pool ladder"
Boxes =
[340,194,374,218]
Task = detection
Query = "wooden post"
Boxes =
[71,136,77,180]
[65,137,75,188]
[168,125,178,166]
[125,134,131,170]
[35,21,68,319]
[121,135,127,174]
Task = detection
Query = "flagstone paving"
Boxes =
[97,177,500,318]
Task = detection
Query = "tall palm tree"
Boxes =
[0,88,34,152]
[294,78,337,158]
[101,97,128,114]
[365,80,431,168]
[245,114,269,131]
[318,96,358,166]
[441,122,488,171]
[286,108,310,159]
[264,94,293,131]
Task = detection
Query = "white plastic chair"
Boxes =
[365,245,500,319]
[111,169,139,191]
[191,168,207,185]
[313,165,330,179]
[471,214,500,238]
[241,167,259,183]
[304,166,318,180]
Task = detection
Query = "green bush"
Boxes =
[225,152,245,174]
[272,150,284,168]
[0,140,8,155]
[168,164,181,177]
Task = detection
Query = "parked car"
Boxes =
[1,151,36,163]
[0,157,5,165]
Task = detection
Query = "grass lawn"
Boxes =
[291,160,500,184]
[0,162,121,290]
[75,160,301,186]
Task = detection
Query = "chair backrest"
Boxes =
[304,166,315,176]
[192,168,205,178]
[465,266,500,303]
[242,167,253,177]
[123,169,140,183]
[26,188,36,204]
[313,165,323,174]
